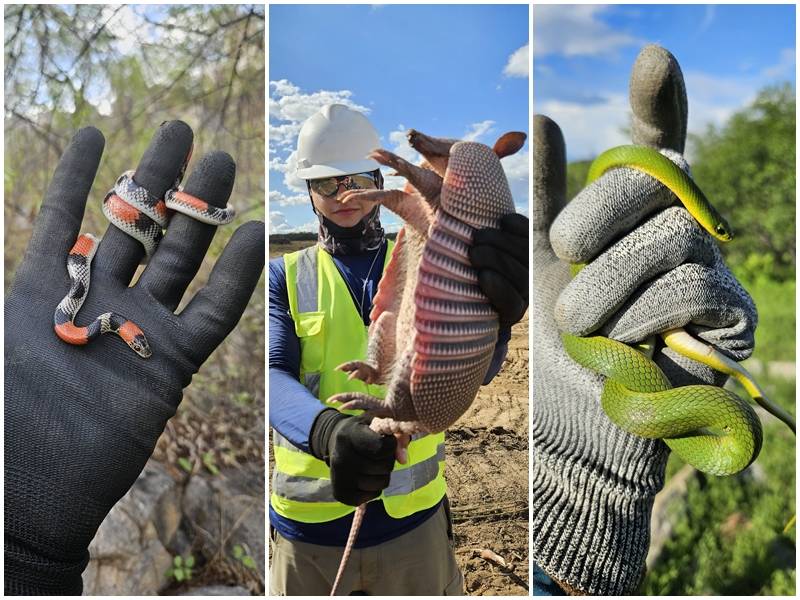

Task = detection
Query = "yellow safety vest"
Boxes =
[271,242,447,523]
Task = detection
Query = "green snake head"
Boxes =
[713,218,734,242]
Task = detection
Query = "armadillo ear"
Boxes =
[493,132,527,158]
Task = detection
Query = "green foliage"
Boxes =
[689,85,796,283]
[166,554,195,582]
[202,451,220,476]
[738,276,796,364]
[643,373,796,595]
[565,160,591,202]
[177,457,193,473]
[232,544,257,570]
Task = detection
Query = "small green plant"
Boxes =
[232,544,257,570]
[166,554,195,582]
[233,391,253,405]
[177,457,193,473]
[202,451,220,475]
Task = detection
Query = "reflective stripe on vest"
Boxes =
[273,242,447,522]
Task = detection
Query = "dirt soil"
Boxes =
[448,314,529,596]
[268,241,529,595]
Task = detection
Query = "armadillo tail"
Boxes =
[330,503,366,596]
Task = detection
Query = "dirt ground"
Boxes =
[268,241,529,595]
[447,314,529,595]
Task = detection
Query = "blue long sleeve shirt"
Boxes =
[269,240,511,547]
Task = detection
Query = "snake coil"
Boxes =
[562,145,795,477]
[54,159,235,358]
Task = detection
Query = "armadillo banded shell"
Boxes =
[440,142,516,228]
[416,318,497,339]
[419,248,478,284]
[410,203,502,431]
[416,270,487,301]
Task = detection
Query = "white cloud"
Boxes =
[503,44,529,78]
[536,94,630,161]
[269,190,309,208]
[269,211,317,234]
[388,125,421,163]
[533,5,641,57]
[463,120,495,142]
[761,47,796,79]
[501,149,529,182]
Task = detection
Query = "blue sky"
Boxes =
[534,4,796,161]
[269,4,529,233]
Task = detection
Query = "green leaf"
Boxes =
[173,555,183,567]
[185,555,195,568]
[178,457,193,473]
[202,452,220,476]
[174,568,185,582]
[233,544,244,558]
[242,555,257,570]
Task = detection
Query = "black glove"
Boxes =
[310,409,397,507]
[4,122,264,595]
[469,212,529,327]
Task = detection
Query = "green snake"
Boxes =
[561,145,796,482]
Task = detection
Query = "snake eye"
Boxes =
[715,222,732,240]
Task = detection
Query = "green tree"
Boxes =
[690,84,796,283]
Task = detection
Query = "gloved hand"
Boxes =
[309,410,397,506]
[5,121,264,595]
[470,212,529,327]
[531,45,757,595]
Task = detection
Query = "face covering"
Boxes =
[315,204,385,255]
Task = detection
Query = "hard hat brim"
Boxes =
[296,158,381,180]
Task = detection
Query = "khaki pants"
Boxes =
[269,503,464,595]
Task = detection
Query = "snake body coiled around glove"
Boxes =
[561,144,794,476]
[54,167,235,358]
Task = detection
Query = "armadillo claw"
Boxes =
[369,418,428,437]
[367,149,408,172]
[338,189,383,205]
[337,360,381,384]
[329,392,390,415]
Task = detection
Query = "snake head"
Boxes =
[129,334,152,359]
[714,219,734,242]
[118,320,152,358]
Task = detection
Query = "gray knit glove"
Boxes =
[531,45,758,595]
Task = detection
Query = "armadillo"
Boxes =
[326,128,526,595]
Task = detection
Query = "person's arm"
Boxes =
[268,257,332,454]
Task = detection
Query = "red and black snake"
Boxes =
[53,161,235,358]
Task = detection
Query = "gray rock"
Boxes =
[182,465,265,579]
[179,585,250,595]
[83,461,179,594]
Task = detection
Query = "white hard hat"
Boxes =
[295,104,381,180]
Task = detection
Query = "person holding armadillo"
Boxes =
[269,104,528,595]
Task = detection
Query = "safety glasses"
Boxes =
[308,172,378,198]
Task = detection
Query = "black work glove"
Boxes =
[470,212,529,327]
[310,410,397,507]
[4,122,264,595]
